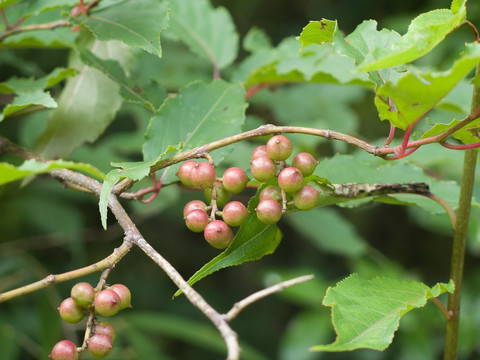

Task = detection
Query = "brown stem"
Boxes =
[0,19,69,42]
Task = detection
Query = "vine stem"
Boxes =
[443,63,480,360]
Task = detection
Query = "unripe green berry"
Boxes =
[185,209,210,232]
[190,162,216,189]
[94,321,116,342]
[251,145,268,160]
[204,220,233,249]
[292,152,319,176]
[183,200,207,217]
[71,282,95,308]
[94,289,121,317]
[255,199,282,224]
[293,185,319,210]
[222,167,249,193]
[250,156,276,182]
[278,167,304,193]
[109,284,132,310]
[266,135,292,161]
[204,182,229,207]
[259,185,282,202]
[88,334,113,359]
[222,201,249,227]
[176,160,197,187]
[58,297,85,324]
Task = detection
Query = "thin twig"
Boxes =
[224,274,315,322]
[0,19,69,42]
[0,241,132,303]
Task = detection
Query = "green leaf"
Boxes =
[139,79,246,183]
[166,0,239,69]
[77,0,169,57]
[36,36,125,159]
[422,118,480,145]
[286,208,368,258]
[0,90,57,121]
[311,274,454,351]
[18,0,78,18]
[243,27,272,53]
[174,191,282,297]
[234,37,369,87]
[297,19,337,48]
[0,67,76,94]
[375,42,480,129]
[0,0,21,9]
[99,169,121,230]
[358,0,466,71]
[78,47,163,111]
[0,159,105,186]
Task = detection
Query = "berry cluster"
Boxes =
[177,135,319,249]
[252,135,320,223]
[50,282,131,359]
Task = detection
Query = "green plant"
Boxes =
[1,0,480,359]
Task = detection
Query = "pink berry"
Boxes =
[266,135,292,161]
[109,283,132,310]
[94,321,116,342]
[183,200,207,217]
[71,282,95,308]
[190,162,216,189]
[176,160,197,187]
[278,167,304,193]
[255,199,282,224]
[94,289,121,317]
[292,152,319,176]
[49,340,78,360]
[222,167,249,193]
[293,185,319,210]
[185,209,210,232]
[88,334,113,358]
[58,297,85,324]
[251,145,268,160]
[250,156,276,182]
[204,220,234,249]
[222,201,249,227]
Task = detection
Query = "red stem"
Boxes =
[383,125,396,147]
[440,142,480,150]
[246,84,267,99]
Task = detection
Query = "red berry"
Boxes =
[293,185,319,210]
[190,162,216,189]
[185,209,210,232]
[222,167,249,193]
[71,282,95,308]
[251,145,268,160]
[88,334,113,358]
[250,156,276,182]
[222,201,249,227]
[204,181,229,207]
[255,199,282,224]
[58,297,85,324]
[292,152,319,176]
[176,160,197,187]
[109,283,132,310]
[266,135,292,161]
[278,167,304,193]
[94,289,121,317]
[49,340,78,360]
[204,220,234,249]
[259,185,282,202]
[183,200,207,217]
[94,321,116,342]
